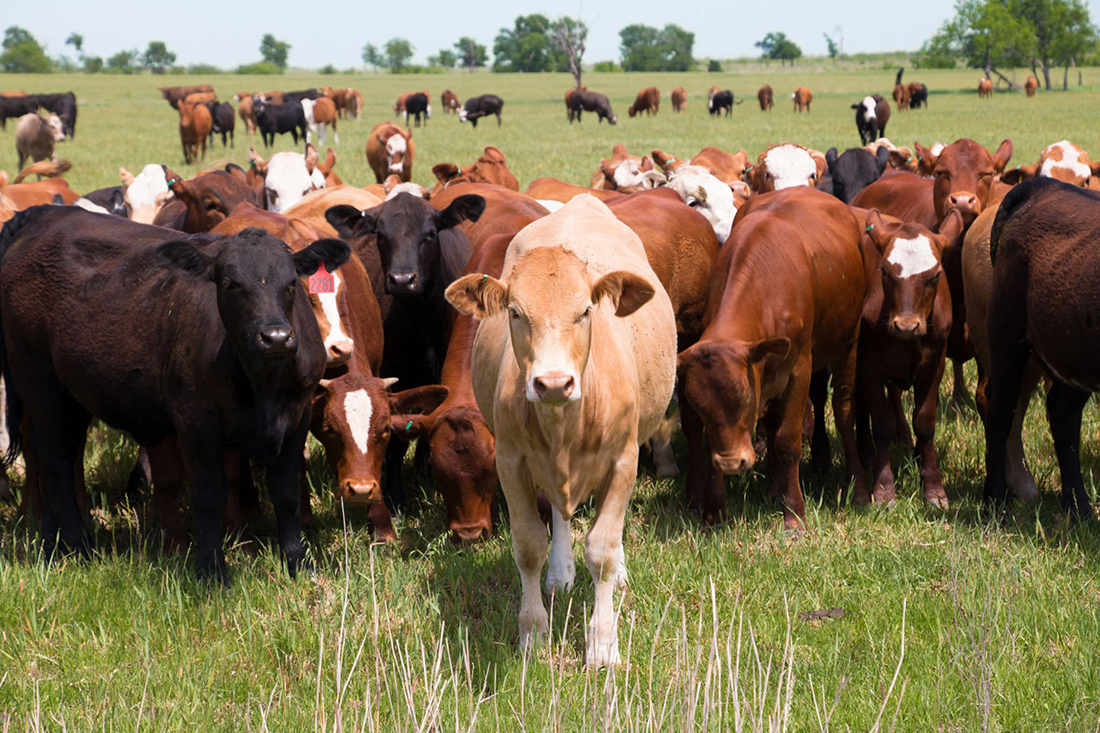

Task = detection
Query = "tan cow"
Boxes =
[365,122,414,183]
[671,86,686,112]
[1025,75,1038,97]
[791,86,813,112]
[178,101,212,164]
[234,93,257,136]
[446,195,676,667]
[978,78,994,98]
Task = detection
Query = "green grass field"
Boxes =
[2,68,1100,731]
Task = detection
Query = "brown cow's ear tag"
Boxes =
[309,263,334,294]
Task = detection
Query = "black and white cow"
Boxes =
[458,95,504,128]
[853,94,891,145]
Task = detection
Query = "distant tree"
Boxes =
[551,16,587,87]
[320,64,337,74]
[925,0,1034,85]
[454,36,488,71]
[493,14,555,72]
[755,31,802,65]
[708,59,722,72]
[106,49,140,74]
[619,23,694,71]
[429,49,457,68]
[660,24,695,71]
[384,38,414,72]
[259,34,290,70]
[824,33,840,60]
[83,55,103,73]
[142,41,176,74]
[66,32,84,58]
[0,26,52,73]
[362,43,382,72]
[1016,0,1096,89]
[3,27,36,50]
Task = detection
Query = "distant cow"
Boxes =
[459,94,504,127]
[283,89,320,104]
[15,113,65,171]
[893,68,909,111]
[853,94,890,145]
[568,90,616,125]
[978,78,994,98]
[205,101,235,148]
[253,97,307,148]
[564,87,586,121]
[394,90,429,114]
[160,84,214,110]
[758,84,774,111]
[404,92,431,127]
[671,87,686,112]
[0,94,37,130]
[178,102,212,164]
[629,87,660,117]
[301,97,339,146]
[1025,76,1038,97]
[234,92,257,136]
[442,89,460,114]
[791,86,813,112]
[365,122,414,183]
[908,82,928,108]
[30,92,78,138]
[708,90,734,116]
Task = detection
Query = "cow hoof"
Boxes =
[519,610,549,652]
[585,635,621,669]
[851,489,873,507]
[924,493,949,510]
[656,461,680,479]
[1010,473,1040,503]
[872,487,897,507]
[544,561,576,596]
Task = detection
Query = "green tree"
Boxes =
[0,27,52,73]
[1016,0,1096,89]
[493,14,555,72]
[83,55,103,73]
[362,43,382,71]
[660,24,695,71]
[454,37,488,71]
[429,49,457,68]
[755,32,802,66]
[142,41,176,74]
[824,33,840,60]
[66,32,84,58]
[551,17,587,86]
[259,34,290,70]
[1046,0,1097,88]
[619,23,694,71]
[106,49,140,74]
[384,38,414,72]
[3,27,36,50]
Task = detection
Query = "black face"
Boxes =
[828,148,887,204]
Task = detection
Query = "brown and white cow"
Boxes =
[442,89,460,114]
[248,143,325,213]
[365,122,414,184]
[747,143,826,192]
[758,84,774,111]
[302,96,339,146]
[978,78,993,98]
[430,146,520,195]
[1002,140,1100,188]
[447,194,677,668]
[652,146,753,186]
[671,87,686,112]
[791,87,812,112]
[589,144,665,191]
[628,87,660,117]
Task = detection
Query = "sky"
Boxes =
[5,0,1069,69]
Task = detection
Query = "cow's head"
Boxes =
[325,193,485,297]
[677,337,790,475]
[750,144,821,192]
[825,146,890,204]
[163,164,258,232]
[852,95,877,124]
[124,163,171,224]
[864,209,961,340]
[250,144,322,213]
[915,138,1012,222]
[430,147,519,194]
[447,246,654,405]
[425,404,497,542]
[668,165,736,243]
[156,229,349,370]
[1002,140,1100,188]
[45,114,65,142]
[381,129,411,174]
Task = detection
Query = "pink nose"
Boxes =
[712,451,754,475]
[948,192,979,214]
[327,338,354,364]
[889,316,926,339]
[450,520,492,543]
[533,372,575,402]
[339,479,381,504]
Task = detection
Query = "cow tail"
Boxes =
[0,209,30,467]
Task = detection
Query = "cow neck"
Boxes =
[437,312,477,406]
[706,263,773,345]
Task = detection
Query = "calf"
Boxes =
[301,97,339,146]
[442,89,459,114]
[629,87,660,117]
[153,164,258,232]
[365,122,414,183]
[568,90,616,125]
[459,94,504,127]
[978,78,993,98]
[671,86,686,112]
[708,90,734,116]
[430,146,519,194]
[404,92,431,127]
[908,82,928,108]
[206,101,235,148]
[856,209,963,508]
[248,144,325,213]
[31,92,77,139]
[1025,76,1038,97]
[446,194,677,668]
[677,187,867,527]
[758,84,774,110]
[15,113,65,171]
[253,97,307,148]
[825,146,890,204]
[178,101,212,164]
[0,206,348,582]
[853,95,890,145]
[792,87,813,112]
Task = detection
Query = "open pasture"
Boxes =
[1,68,1100,731]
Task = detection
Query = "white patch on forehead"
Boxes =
[386,182,426,200]
[764,145,817,189]
[341,388,374,455]
[612,159,645,189]
[319,269,352,351]
[931,142,946,156]
[386,134,407,172]
[669,165,735,243]
[1040,140,1091,182]
[310,167,326,189]
[265,152,314,213]
[887,235,937,278]
[861,96,876,120]
[125,164,170,223]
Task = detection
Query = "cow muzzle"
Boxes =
[529,371,577,404]
[326,337,354,364]
[450,518,492,543]
[256,324,297,356]
[338,478,382,504]
[712,449,755,475]
[386,271,420,295]
[947,191,980,215]
[888,315,927,340]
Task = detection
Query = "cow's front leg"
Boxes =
[498,454,548,651]
[585,447,635,668]
[544,504,575,595]
[179,432,229,584]
[263,415,311,577]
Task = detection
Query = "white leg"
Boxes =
[499,456,548,651]
[333,129,340,145]
[545,504,575,595]
[318,124,325,147]
[584,450,635,668]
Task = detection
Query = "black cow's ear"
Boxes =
[875,146,891,173]
[324,204,375,239]
[109,188,126,214]
[438,194,486,229]
[825,147,839,171]
[157,241,214,279]
[294,238,351,276]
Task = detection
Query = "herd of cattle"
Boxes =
[0,76,1095,667]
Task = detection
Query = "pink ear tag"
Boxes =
[309,263,334,294]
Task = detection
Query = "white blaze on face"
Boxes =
[385,134,407,173]
[47,114,65,141]
[125,164,170,224]
[301,99,316,126]
[265,152,315,212]
[669,165,735,243]
[861,96,876,122]
[764,145,817,189]
[612,159,648,189]
[458,108,468,122]
[319,268,353,358]
[931,142,946,157]
[385,182,426,200]
[341,388,374,455]
[1040,140,1091,184]
[887,235,937,278]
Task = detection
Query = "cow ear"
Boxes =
[889,149,912,171]
[163,167,190,200]
[110,188,126,214]
[294,238,351,276]
[156,241,214,280]
[439,195,486,229]
[850,103,860,110]
[875,146,891,173]
[483,146,506,163]
[592,271,654,317]
[1002,163,1039,185]
[992,139,1013,173]
[288,217,320,243]
[748,337,790,363]
[389,385,449,419]
[304,143,318,175]
[432,162,460,184]
[913,141,938,170]
[825,147,839,171]
[225,163,248,182]
[864,210,891,253]
[640,156,654,172]
[324,204,375,239]
[322,147,337,173]
[1089,160,1100,178]
[937,209,965,247]
[445,273,507,318]
[119,167,135,186]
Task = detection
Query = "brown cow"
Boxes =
[153,164,258,232]
[1025,75,1038,97]
[671,87,687,112]
[629,87,660,117]
[430,146,519,195]
[183,91,216,107]
[791,87,813,112]
[303,96,339,146]
[234,92,257,136]
[160,84,214,110]
[365,122,414,184]
[677,187,867,527]
[320,86,348,117]
[893,83,910,112]
[442,89,460,114]
[1001,139,1100,188]
[346,90,363,120]
[758,84,774,111]
[857,209,963,508]
[652,146,753,185]
[747,143,826,192]
[978,78,994,98]
[178,101,212,164]
[526,178,625,205]
[0,161,78,223]
[589,144,664,191]
[564,86,586,122]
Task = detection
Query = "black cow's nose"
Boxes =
[388,271,419,292]
[258,326,296,354]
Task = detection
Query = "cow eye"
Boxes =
[205,200,219,212]
[687,199,700,207]
[576,306,592,323]
[223,278,241,291]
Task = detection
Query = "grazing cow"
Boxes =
[758,84,774,111]
[404,92,431,127]
[856,209,963,508]
[30,92,78,139]
[234,93,257,136]
[160,84,214,110]
[459,94,504,127]
[653,146,753,185]
[568,90,616,125]
[430,146,519,194]
[446,194,677,668]
[825,146,891,204]
[708,90,734,116]
[178,102,212,164]
[629,86,660,117]
[1002,139,1100,188]
[153,165,258,232]
[853,94,890,145]
[0,206,349,581]
[301,97,339,146]
[978,78,994,98]
[394,90,429,114]
[908,82,928,108]
[1025,76,1038,97]
[442,89,460,114]
[671,87,687,112]
[747,143,826,192]
[253,97,307,148]
[248,144,324,213]
[345,90,363,120]
[791,86,813,112]
[893,69,909,111]
[205,101,235,148]
[984,178,1100,518]
[365,122,414,183]
[0,94,38,130]
[15,113,65,171]
[677,187,867,526]
[665,165,738,244]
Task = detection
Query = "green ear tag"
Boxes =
[405,420,413,431]
[865,225,874,231]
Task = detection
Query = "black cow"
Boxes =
[0,206,349,582]
[824,146,891,204]
[458,95,504,128]
[30,92,77,138]
[253,98,307,148]
[325,192,484,504]
[81,186,129,217]
[852,94,890,145]
[707,90,735,117]
[568,90,616,125]
[909,83,929,109]
[404,93,430,127]
[283,89,321,104]
[205,101,236,148]
[0,95,38,130]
